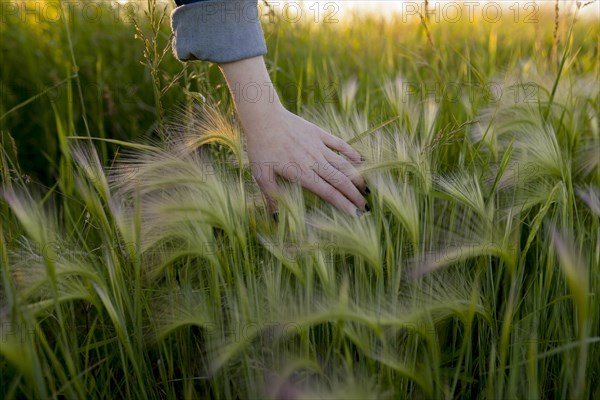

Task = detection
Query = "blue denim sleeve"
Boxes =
[171,0,267,63]
[174,0,207,6]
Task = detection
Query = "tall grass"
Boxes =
[1,1,599,398]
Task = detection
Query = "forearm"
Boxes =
[219,56,284,133]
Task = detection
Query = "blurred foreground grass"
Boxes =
[0,0,599,398]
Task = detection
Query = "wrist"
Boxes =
[236,96,285,137]
[231,82,283,119]
[219,56,285,126]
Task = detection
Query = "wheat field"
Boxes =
[0,1,599,398]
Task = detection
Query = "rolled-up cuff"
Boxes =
[171,0,267,64]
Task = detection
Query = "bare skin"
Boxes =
[219,56,369,217]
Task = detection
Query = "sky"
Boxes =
[119,0,599,20]
[287,0,599,19]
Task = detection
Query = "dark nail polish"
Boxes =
[365,203,371,212]
[365,186,371,194]
[356,208,365,217]
[272,212,279,223]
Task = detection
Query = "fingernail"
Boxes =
[356,208,365,217]
[360,155,366,162]
[365,186,371,194]
[365,203,371,212]
[272,212,279,223]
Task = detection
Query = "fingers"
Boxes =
[315,160,367,210]
[252,164,280,214]
[254,161,367,219]
[324,150,368,193]
[319,131,363,164]
[250,128,370,217]
[299,172,360,216]
[313,159,368,212]
[256,177,279,213]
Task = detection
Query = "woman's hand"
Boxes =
[220,56,369,216]
[244,103,369,216]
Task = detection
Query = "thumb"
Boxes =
[255,174,280,218]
